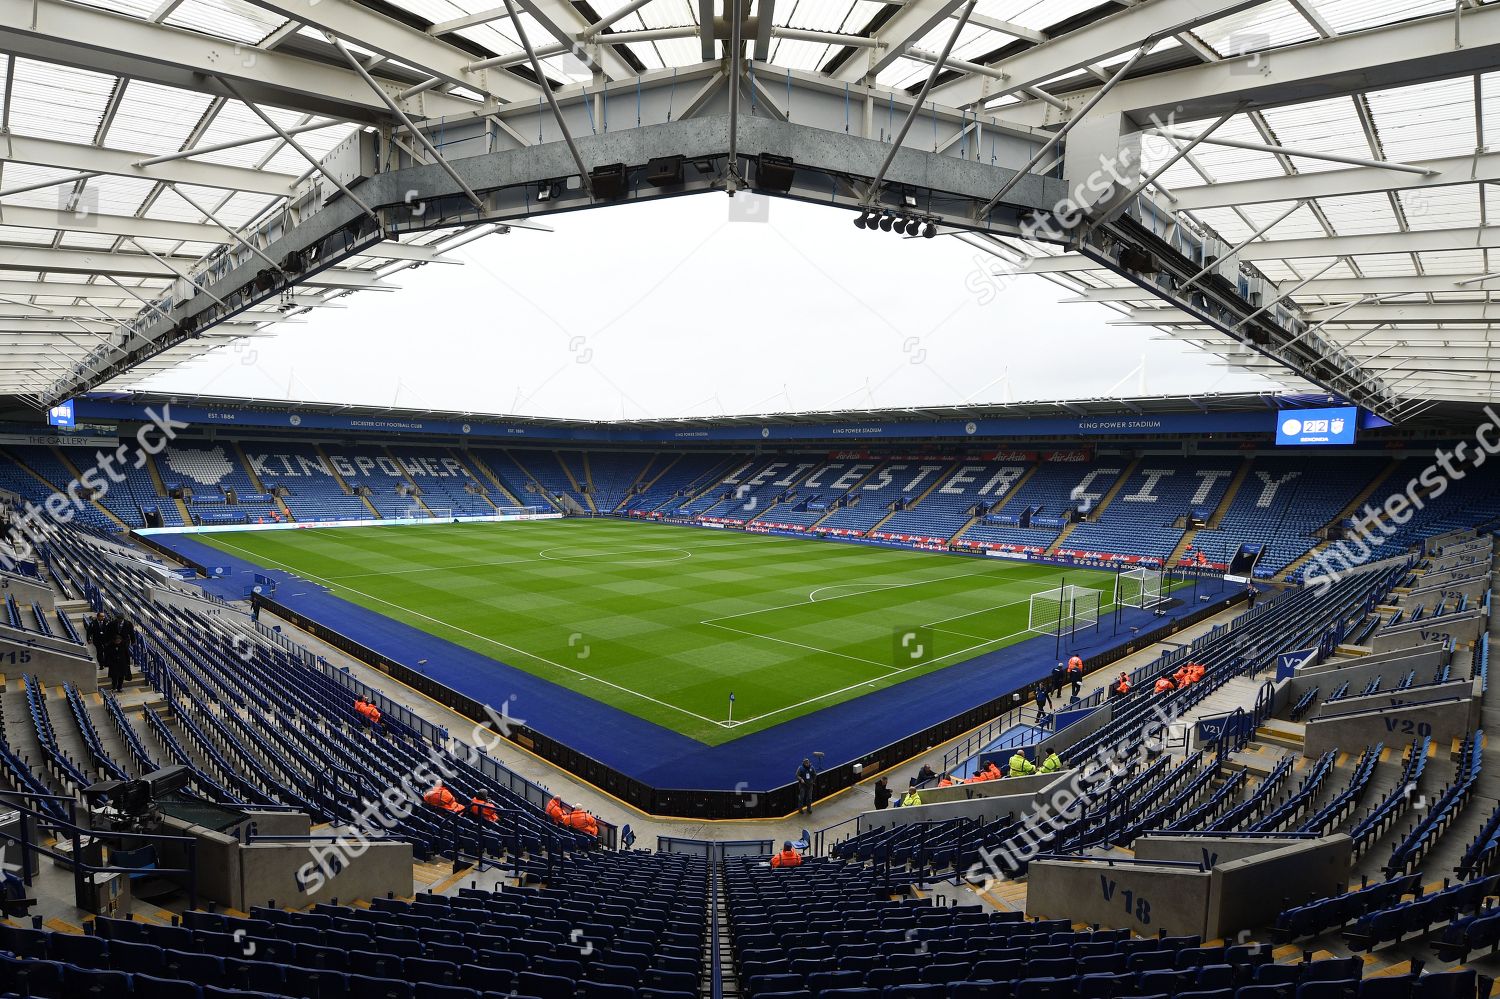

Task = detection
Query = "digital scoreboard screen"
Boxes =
[47,400,76,428]
[1275,406,1357,446]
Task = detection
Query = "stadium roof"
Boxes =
[1,0,1497,416]
[64,388,1484,434]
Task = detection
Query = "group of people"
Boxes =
[422,782,499,824]
[85,608,137,693]
[871,776,925,809]
[545,795,600,837]
[1154,660,1207,694]
[352,696,383,727]
[1035,656,1086,714]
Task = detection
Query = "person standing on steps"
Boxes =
[795,757,817,815]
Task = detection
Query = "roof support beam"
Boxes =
[832,0,969,83]
[0,134,296,197]
[930,0,1264,106]
[1148,129,1436,176]
[1168,151,1500,212]
[1237,225,1500,261]
[0,0,481,123]
[992,4,1500,124]
[1129,303,1500,324]
[240,0,539,104]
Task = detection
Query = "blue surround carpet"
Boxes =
[152,532,1231,794]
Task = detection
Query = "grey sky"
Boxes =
[143,193,1279,419]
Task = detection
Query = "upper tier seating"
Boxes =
[1189,456,1387,576]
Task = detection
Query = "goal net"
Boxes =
[398,505,452,521]
[1116,567,1165,609]
[1028,585,1102,637]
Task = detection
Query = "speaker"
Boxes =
[755,154,795,193]
[590,163,629,200]
[645,155,684,187]
[1119,248,1157,273]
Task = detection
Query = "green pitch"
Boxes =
[197,519,1123,744]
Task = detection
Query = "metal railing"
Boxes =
[0,787,200,913]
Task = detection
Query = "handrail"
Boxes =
[709,859,724,999]
[0,787,199,912]
[1029,852,1208,871]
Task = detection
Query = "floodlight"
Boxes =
[879,215,894,232]
[922,221,937,238]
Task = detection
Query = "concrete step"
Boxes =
[1256,720,1307,750]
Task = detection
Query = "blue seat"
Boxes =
[1358,976,1417,999]
[0,923,48,959]
[580,983,636,999]
[516,971,578,999]
[62,964,132,998]
[346,973,412,999]
[48,932,108,966]
[0,955,63,998]
[1296,982,1358,999]
[107,940,165,976]
[1417,970,1477,999]
[133,974,203,999]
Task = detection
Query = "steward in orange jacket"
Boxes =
[353,697,381,725]
[1112,673,1132,698]
[1154,676,1176,694]
[423,782,465,814]
[546,796,599,837]
[770,842,803,868]
[467,792,498,823]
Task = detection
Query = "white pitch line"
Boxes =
[729,623,1037,726]
[700,565,1033,626]
[700,620,903,672]
[204,534,728,730]
[732,594,1126,726]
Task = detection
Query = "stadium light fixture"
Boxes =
[853,211,870,229]
[922,221,937,238]
[879,215,895,232]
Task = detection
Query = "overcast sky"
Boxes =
[142,194,1279,420]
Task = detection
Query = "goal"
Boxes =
[1028,585,1102,637]
[399,505,452,521]
[1116,567,1165,610]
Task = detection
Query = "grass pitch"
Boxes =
[198,519,1122,744]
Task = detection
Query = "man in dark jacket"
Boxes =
[85,612,112,675]
[106,613,135,692]
[795,758,817,814]
[872,777,892,810]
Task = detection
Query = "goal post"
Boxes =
[1116,567,1165,610]
[398,505,453,521]
[1028,585,1102,638]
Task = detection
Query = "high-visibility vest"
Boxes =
[1040,754,1063,773]
[902,791,922,807]
[1009,755,1036,777]
[771,849,802,868]
[423,785,463,813]
[468,799,498,823]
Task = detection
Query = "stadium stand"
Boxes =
[958,460,1124,552]
[812,459,956,536]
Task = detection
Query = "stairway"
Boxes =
[619,453,677,513]
[1045,456,1140,555]
[1207,457,1254,529]
[234,440,295,521]
[865,461,958,537]
[382,446,435,516]
[46,447,129,529]
[460,450,523,507]
[145,452,194,523]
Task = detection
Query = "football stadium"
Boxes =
[6,1,1500,998]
